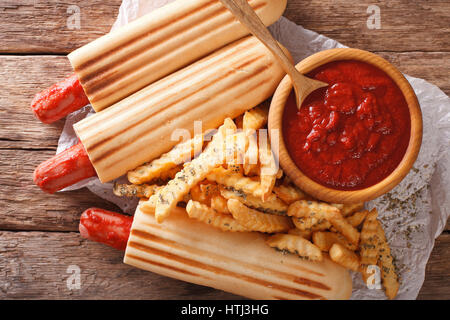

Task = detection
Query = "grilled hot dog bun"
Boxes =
[124,203,353,300]
[68,0,287,111]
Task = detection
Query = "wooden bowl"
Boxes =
[268,48,422,203]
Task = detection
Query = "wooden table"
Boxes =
[0,0,448,299]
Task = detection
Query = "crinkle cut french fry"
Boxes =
[243,129,259,176]
[140,194,157,214]
[312,231,357,252]
[148,118,236,223]
[292,217,331,232]
[360,209,380,267]
[273,183,307,204]
[227,199,293,233]
[346,210,369,228]
[327,212,360,245]
[219,186,288,216]
[288,228,312,240]
[224,131,246,166]
[375,220,399,300]
[243,102,269,132]
[207,167,266,199]
[340,202,365,217]
[186,200,247,232]
[289,202,334,231]
[266,234,323,262]
[287,200,340,218]
[139,192,191,215]
[210,195,231,214]
[242,103,268,176]
[127,134,203,184]
[288,200,360,245]
[329,243,360,271]
[258,132,277,201]
[113,183,161,199]
[158,165,183,182]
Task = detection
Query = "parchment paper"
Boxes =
[57,0,450,299]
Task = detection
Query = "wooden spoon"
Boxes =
[220,0,328,109]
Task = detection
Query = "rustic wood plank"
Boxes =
[0,51,448,150]
[0,0,121,54]
[0,149,121,232]
[375,51,450,94]
[0,230,447,299]
[0,0,449,53]
[417,233,450,299]
[0,55,122,232]
[0,56,72,149]
[0,231,242,299]
[284,0,450,52]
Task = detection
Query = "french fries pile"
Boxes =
[113,103,399,299]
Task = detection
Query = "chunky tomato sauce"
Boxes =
[283,60,411,190]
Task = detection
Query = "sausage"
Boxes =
[30,73,89,124]
[33,142,96,194]
[79,208,132,251]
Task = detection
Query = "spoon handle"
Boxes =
[219,0,297,76]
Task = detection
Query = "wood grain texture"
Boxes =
[0,0,448,300]
[0,0,121,53]
[0,56,72,149]
[284,0,450,52]
[376,51,450,94]
[0,231,241,299]
[417,233,450,299]
[0,54,123,232]
[1,0,449,53]
[0,148,120,232]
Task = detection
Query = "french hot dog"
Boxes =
[78,206,352,299]
[124,202,353,300]
[69,0,287,112]
[30,0,286,123]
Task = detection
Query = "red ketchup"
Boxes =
[283,60,411,190]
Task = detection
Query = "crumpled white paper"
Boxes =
[57,0,450,299]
